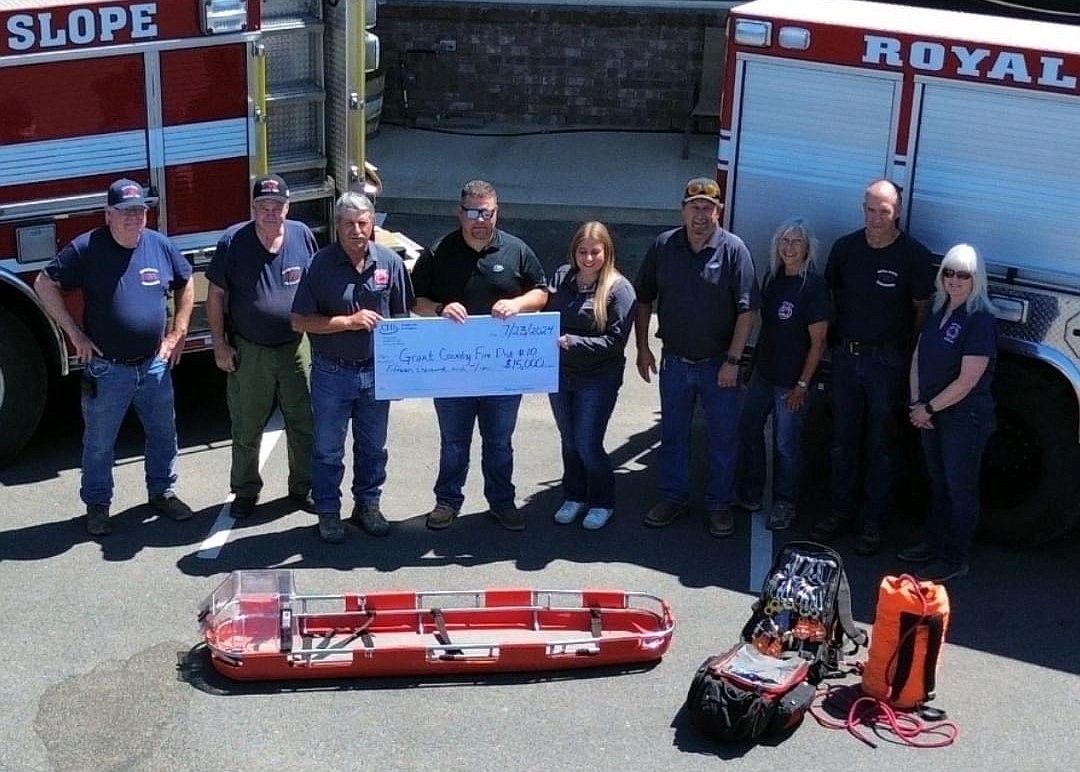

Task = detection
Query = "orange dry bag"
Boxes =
[862,574,950,710]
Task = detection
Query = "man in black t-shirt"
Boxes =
[813,179,935,555]
[411,180,548,532]
[206,174,318,520]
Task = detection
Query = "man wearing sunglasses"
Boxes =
[411,180,548,531]
[813,179,935,556]
[634,177,760,538]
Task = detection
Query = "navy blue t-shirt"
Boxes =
[291,242,414,362]
[634,226,759,360]
[206,219,317,346]
[44,226,191,359]
[545,264,636,378]
[917,305,997,405]
[825,230,934,345]
[411,229,547,315]
[755,271,830,388]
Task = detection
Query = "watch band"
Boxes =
[796,380,809,389]
[434,303,445,317]
[725,354,740,366]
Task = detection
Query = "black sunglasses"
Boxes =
[941,268,972,280]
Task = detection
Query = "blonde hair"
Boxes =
[933,243,994,315]
[569,221,621,331]
[768,216,820,280]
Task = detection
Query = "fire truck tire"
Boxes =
[980,361,1080,547]
[0,306,47,467]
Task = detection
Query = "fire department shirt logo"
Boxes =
[777,300,794,321]
[876,269,898,288]
[944,321,963,344]
[373,268,389,289]
[139,268,161,286]
[281,266,302,286]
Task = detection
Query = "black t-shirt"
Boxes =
[825,229,934,345]
[411,229,546,314]
[206,219,317,346]
[45,226,191,359]
[545,264,637,378]
[634,226,759,360]
[755,271,830,388]
[917,305,997,406]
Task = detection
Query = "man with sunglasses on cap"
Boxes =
[634,177,759,538]
[411,179,548,532]
[206,173,318,520]
[812,179,935,556]
[35,178,195,536]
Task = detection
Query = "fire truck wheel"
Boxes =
[980,359,1080,547]
[0,306,47,467]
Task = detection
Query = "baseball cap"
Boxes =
[107,178,150,210]
[682,176,721,206]
[252,173,290,202]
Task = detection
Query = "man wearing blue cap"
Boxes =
[35,178,195,536]
[206,173,318,519]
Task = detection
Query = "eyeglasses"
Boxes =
[941,268,972,280]
[461,207,497,221]
[684,178,720,199]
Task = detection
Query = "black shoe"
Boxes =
[810,512,850,542]
[350,502,390,536]
[708,509,735,538]
[425,503,459,530]
[643,500,687,528]
[230,496,257,519]
[149,492,194,521]
[317,513,346,543]
[490,504,525,531]
[853,528,882,556]
[85,504,112,536]
[288,491,317,514]
[918,560,969,583]
[897,542,936,563]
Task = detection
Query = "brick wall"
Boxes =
[376,3,729,130]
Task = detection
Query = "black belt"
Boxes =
[99,354,152,366]
[839,339,901,357]
[314,352,372,369]
[665,352,716,365]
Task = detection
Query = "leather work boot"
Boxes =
[85,504,112,536]
[425,504,459,530]
[708,509,735,538]
[351,502,390,537]
[643,500,687,527]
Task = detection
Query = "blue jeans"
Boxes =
[310,354,388,515]
[829,346,907,528]
[736,370,808,506]
[548,370,623,508]
[920,399,995,566]
[80,355,178,506]
[657,352,739,510]
[433,394,521,511]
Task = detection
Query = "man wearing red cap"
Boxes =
[35,178,195,536]
[206,173,319,519]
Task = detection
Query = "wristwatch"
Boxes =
[725,354,740,366]
[434,303,445,317]
[924,402,936,415]
[796,380,809,389]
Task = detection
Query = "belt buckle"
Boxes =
[847,341,863,356]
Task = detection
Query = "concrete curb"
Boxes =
[378,196,679,226]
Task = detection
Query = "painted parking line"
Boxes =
[749,509,773,592]
[196,410,285,560]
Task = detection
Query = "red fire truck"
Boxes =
[718,0,1080,545]
[0,0,389,466]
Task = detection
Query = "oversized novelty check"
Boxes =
[374,313,559,399]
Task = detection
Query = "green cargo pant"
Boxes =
[227,334,313,498]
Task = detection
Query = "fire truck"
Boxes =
[718,0,1080,545]
[0,0,394,466]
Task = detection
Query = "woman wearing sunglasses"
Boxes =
[734,217,829,531]
[545,221,636,529]
[903,243,997,582]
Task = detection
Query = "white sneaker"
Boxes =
[582,507,614,530]
[554,500,586,524]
